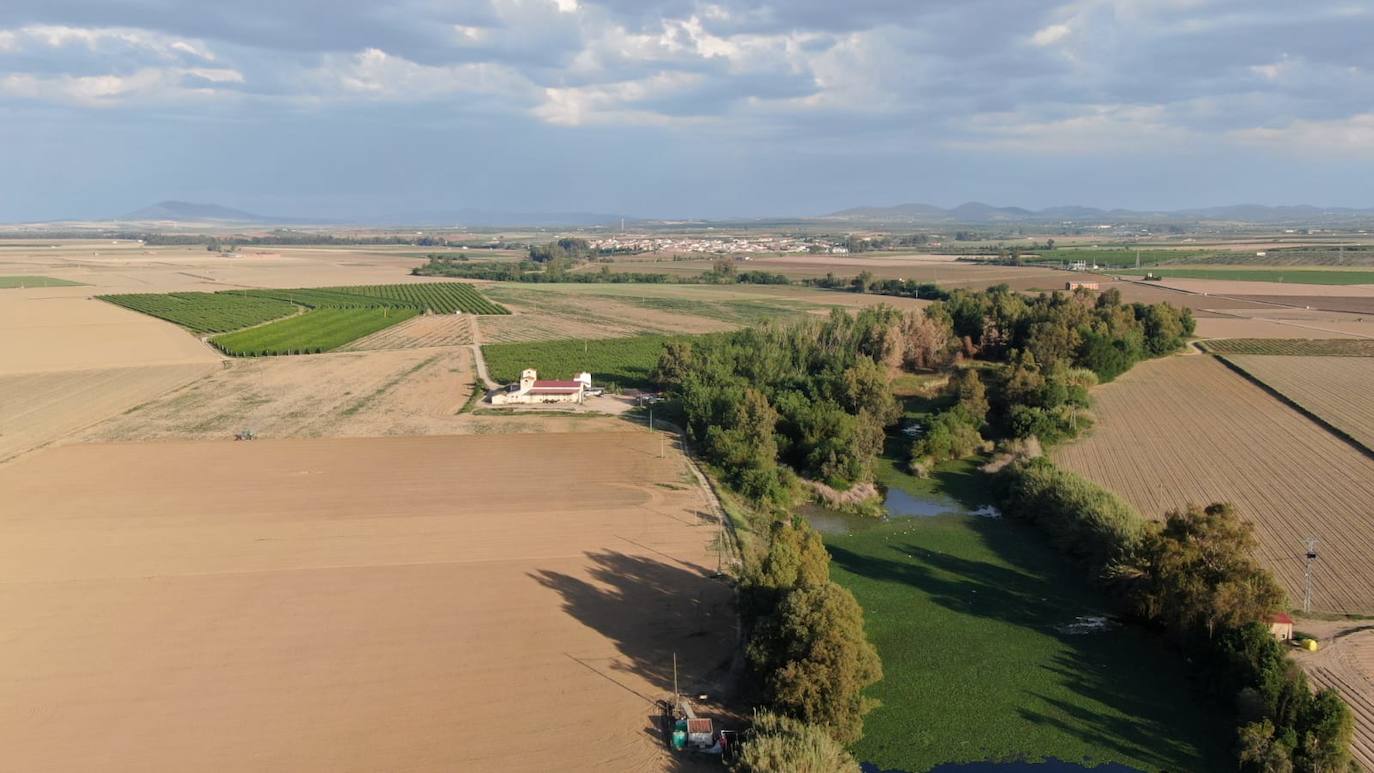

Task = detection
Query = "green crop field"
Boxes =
[0,275,86,288]
[825,464,1228,770]
[482,334,687,390]
[1018,248,1221,268]
[1115,267,1374,285]
[321,282,509,314]
[210,306,419,356]
[1200,338,1374,356]
[100,282,506,352]
[98,291,300,333]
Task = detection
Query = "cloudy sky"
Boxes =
[1,0,1372,221]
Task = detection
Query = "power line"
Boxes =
[1302,536,1319,613]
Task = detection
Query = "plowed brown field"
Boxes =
[1054,356,1374,613]
[0,432,734,772]
[1224,355,1374,452]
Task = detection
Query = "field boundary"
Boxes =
[1212,354,1374,462]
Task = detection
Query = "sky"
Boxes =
[1,0,1373,221]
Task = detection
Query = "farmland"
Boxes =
[1201,338,1374,356]
[0,275,85,288]
[827,510,1227,771]
[323,282,509,314]
[210,306,419,356]
[1053,355,1374,613]
[1222,355,1374,452]
[339,314,474,351]
[483,334,685,390]
[98,291,300,334]
[1115,266,1374,285]
[0,432,735,771]
[0,363,216,462]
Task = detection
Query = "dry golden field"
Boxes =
[338,313,474,350]
[1054,356,1374,614]
[0,432,734,772]
[1223,355,1374,452]
[0,363,216,462]
[83,348,474,442]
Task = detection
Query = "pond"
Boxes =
[802,485,999,535]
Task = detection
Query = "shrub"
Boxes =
[732,710,860,773]
[998,458,1144,576]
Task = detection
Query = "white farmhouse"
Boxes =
[491,369,591,405]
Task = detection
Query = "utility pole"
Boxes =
[1303,537,1319,613]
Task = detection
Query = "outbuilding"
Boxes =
[1268,612,1294,641]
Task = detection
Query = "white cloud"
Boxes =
[0,66,243,106]
[307,48,534,103]
[534,71,703,126]
[947,104,1196,153]
[1231,113,1374,156]
[4,24,216,61]
[1031,23,1071,46]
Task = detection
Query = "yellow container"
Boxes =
[1303,639,1319,652]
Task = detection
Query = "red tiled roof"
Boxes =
[533,380,582,389]
[1269,612,1294,625]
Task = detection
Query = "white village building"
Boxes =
[491,368,591,405]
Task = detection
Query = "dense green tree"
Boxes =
[1120,503,1286,640]
[747,581,882,744]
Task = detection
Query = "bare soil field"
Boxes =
[84,348,475,441]
[0,290,219,374]
[0,363,216,462]
[338,313,474,351]
[1053,356,1374,614]
[1223,355,1374,452]
[1191,316,1370,340]
[1293,622,1374,770]
[1227,295,1374,315]
[0,432,734,772]
[1156,277,1374,298]
[475,283,928,343]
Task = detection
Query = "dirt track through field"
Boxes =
[0,432,734,772]
[1054,356,1374,613]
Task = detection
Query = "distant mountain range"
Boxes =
[115,200,624,228]
[88,199,1374,229]
[825,202,1374,225]
[120,201,283,223]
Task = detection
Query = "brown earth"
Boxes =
[1053,355,1374,614]
[1223,355,1374,452]
[0,432,735,772]
[0,290,219,374]
[0,363,216,463]
[1228,295,1374,316]
[83,348,475,442]
[1291,620,1374,770]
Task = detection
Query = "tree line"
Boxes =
[885,282,1354,771]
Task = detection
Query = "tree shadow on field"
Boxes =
[530,550,738,704]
